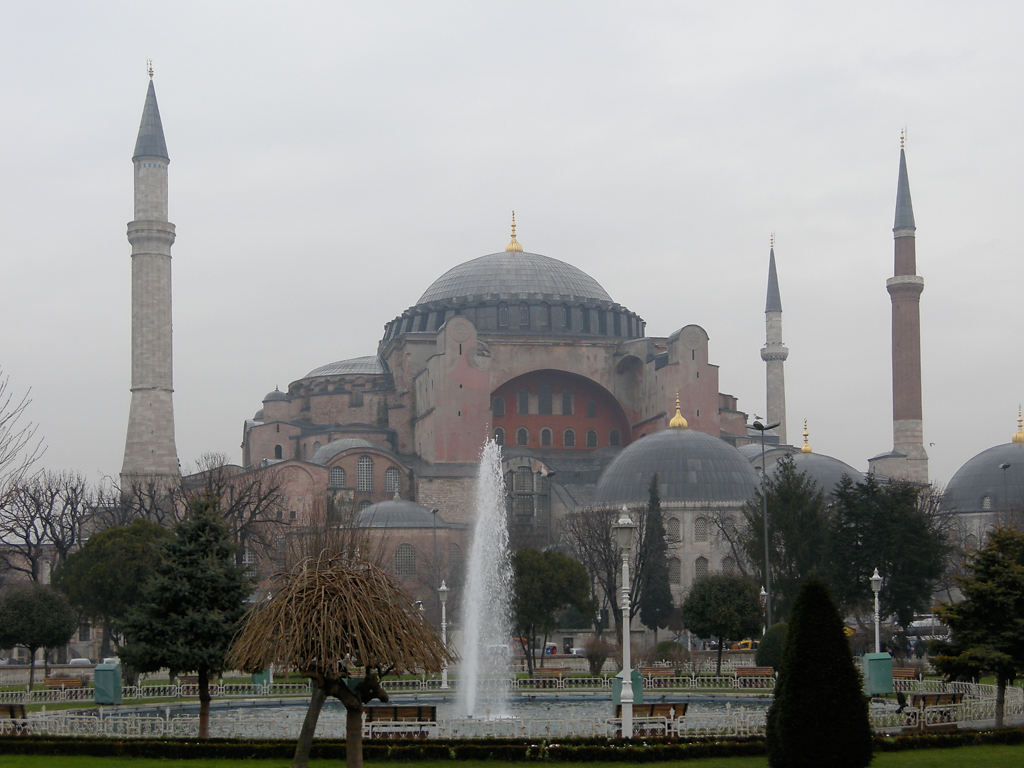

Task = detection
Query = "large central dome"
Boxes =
[417,251,613,305]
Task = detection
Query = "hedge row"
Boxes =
[2,729,1023,761]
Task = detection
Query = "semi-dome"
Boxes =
[417,251,612,305]
[596,426,759,505]
[356,500,455,528]
[305,355,388,379]
[944,442,1024,514]
[262,388,289,403]
[310,438,375,465]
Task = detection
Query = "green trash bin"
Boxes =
[611,669,644,706]
[862,652,894,695]
[252,668,273,689]
[94,662,122,705]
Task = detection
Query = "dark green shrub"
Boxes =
[652,639,690,666]
[585,636,610,676]
[755,622,788,669]
[766,579,872,768]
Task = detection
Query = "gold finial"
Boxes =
[147,59,154,80]
[1013,406,1024,444]
[505,210,524,252]
[770,232,775,250]
[801,418,812,453]
[668,393,688,429]
[899,129,905,150]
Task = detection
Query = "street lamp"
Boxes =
[438,580,449,689]
[1000,463,1011,521]
[759,586,767,636]
[870,568,883,654]
[612,507,637,740]
[752,419,779,626]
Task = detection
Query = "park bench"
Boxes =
[900,692,964,732]
[44,677,84,689]
[179,675,199,685]
[531,667,570,688]
[640,667,679,688]
[364,705,437,739]
[612,702,688,737]
[891,668,918,681]
[734,666,773,687]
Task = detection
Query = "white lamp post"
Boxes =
[612,507,637,739]
[759,586,767,636]
[870,568,883,654]
[438,580,449,689]
[752,419,779,626]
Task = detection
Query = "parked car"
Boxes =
[101,657,120,665]
[68,658,93,666]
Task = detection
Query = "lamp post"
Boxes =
[759,586,767,636]
[1000,463,1011,521]
[752,419,779,626]
[870,568,883,654]
[612,507,637,739]
[438,580,449,689]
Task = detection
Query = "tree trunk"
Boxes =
[26,648,37,691]
[198,667,211,739]
[716,636,724,676]
[291,683,326,768]
[345,704,364,768]
[995,675,1006,728]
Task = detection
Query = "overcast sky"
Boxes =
[2,1,1021,489]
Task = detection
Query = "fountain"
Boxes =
[457,438,513,717]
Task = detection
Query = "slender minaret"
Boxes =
[882,133,928,482]
[760,234,788,444]
[121,66,179,489]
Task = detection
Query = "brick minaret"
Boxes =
[873,136,928,482]
[760,236,788,444]
[120,70,179,488]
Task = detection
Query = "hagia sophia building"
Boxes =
[120,76,1024,622]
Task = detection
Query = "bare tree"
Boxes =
[229,551,453,768]
[0,370,45,509]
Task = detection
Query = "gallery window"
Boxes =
[329,467,345,487]
[586,430,598,448]
[357,455,373,492]
[385,466,401,494]
[694,516,709,542]
[541,428,552,447]
[563,429,576,448]
[395,543,416,577]
[516,428,529,446]
[695,556,709,579]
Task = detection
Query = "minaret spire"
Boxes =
[760,234,788,444]
[121,73,179,490]
[871,134,928,482]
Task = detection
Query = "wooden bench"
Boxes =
[734,666,773,687]
[892,668,919,680]
[531,667,570,687]
[640,667,678,688]
[179,675,199,685]
[364,705,437,739]
[900,692,964,731]
[615,702,688,718]
[44,677,84,689]
[911,692,963,708]
[612,702,688,737]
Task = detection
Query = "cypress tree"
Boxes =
[767,579,871,768]
[639,474,674,635]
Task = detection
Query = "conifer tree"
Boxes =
[638,474,674,636]
[767,579,872,768]
[120,495,250,738]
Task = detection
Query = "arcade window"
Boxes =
[395,544,416,577]
[357,455,374,492]
[385,466,401,494]
[541,428,552,447]
[516,428,529,446]
[329,467,345,487]
[586,430,598,448]
[563,429,576,447]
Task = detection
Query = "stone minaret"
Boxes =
[120,70,179,488]
[760,236,788,444]
[872,135,928,482]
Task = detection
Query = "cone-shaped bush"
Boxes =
[755,622,788,670]
[766,579,872,768]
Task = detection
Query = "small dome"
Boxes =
[356,500,455,528]
[310,438,375,465]
[417,251,613,305]
[263,388,289,403]
[786,452,864,497]
[595,428,759,505]
[305,355,388,379]
[253,408,264,421]
[944,442,1024,514]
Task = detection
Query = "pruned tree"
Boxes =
[0,583,77,688]
[638,475,674,638]
[766,579,872,768]
[120,496,250,737]
[933,526,1024,727]
[739,454,830,621]
[229,551,453,768]
[680,573,762,674]
[0,369,45,511]
[511,548,592,674]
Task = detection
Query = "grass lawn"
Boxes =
[1,746,1024,768]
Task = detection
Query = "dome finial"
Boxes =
[900,128,905,150]
[801,418,812,453]
[770,231,775,250]
[1014,406,1024,444]
[505,210,524,252]
[147,58,154,80]
[669,393,688,429]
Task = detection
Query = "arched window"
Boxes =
[540,428,552,447]
[721,556,737,574]
[981,495,992,510]
[395,544,416,577]
[587,400,597,418]
[518,390,529,414]
[329,467,345,487]
[494,427,505,445]
[313,441,321,452]
[695,556,709,579]
[586,430,598,448]
[385,467,401,494]
[694,516,708,542]
[274,444,283,459]
[964,533,978,549]
[668,556,681,585]
[516,428,529,446]
[561,391,573,415]
[514,468,534,492]
[519,304,530,326]
[563,429,576,448]
[538,382,552,414]
[357,456,373,492]
[492,397,506,417]
[563,304,572,329]
[498,304,509,327]
[667,517,681,541]
[609,429,621,447]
